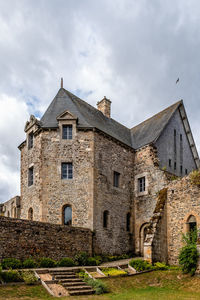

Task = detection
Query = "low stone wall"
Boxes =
[0,216,92,261]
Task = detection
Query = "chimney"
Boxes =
[97,96,111,118]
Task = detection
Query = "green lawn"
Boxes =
[1,270,200,300]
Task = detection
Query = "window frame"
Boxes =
[28,166,34,186]
[138,177,145,193]
[62,124,73,140]
[61,162,73,180]
[62,205,72,225]
[103,210,109,228]
[28,131,34,149]
[113,171,120,188]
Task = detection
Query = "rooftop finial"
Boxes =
[61,77,63,88]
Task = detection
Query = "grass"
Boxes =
[1,270,200,299]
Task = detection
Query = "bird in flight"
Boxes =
[176,78,179,84]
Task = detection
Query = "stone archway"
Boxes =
[187,215,197,233]
[140,223,150,256]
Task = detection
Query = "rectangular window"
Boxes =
[62,125,72,139]
[174,129,177,156]
[113,171,120,187]
[185,169,188,175]
[61,163,73,179]
[180,165,183,174]
[180,134,183,165]
[28,167,34,186]
[169,159,171,167]
[28,132,33,149]
[174,162,176,170]
[138,177,145,193]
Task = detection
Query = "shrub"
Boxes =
[58,258,75,267]
[93,256,103,265]
[74,252,89,266]
[39,258,57,268]
[21,271,38,285]
[2,258,21,270]
[84,277,108,294]
[129,259,153,272]
[87,257,98,266]
[190,170,200,186]
[23,259,37,269]
[154,262,168,270]
[1,270,23,282]
[179,230,198,276]
[101,267,127,276]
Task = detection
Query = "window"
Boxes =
[180,134,183,165]
[103,210,109,228]
[169,159,171,167]
[174,162,176,170]
[28,207,33,220]
[62,125,72,139]
[185,169,188,175]
[174,129,177,157]
[28,167,34,186]
[180,165,183,174]
[126,212,131,232]
[138,177,145,193]
[63,205,72,225]
[28,132,33,149]
[113,171,120,187]
[61,163,73,179]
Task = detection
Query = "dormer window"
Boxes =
[62,125,72,139]
[28,132,33,149]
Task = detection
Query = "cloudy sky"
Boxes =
[0,0,200,203]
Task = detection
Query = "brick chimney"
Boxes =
[97,96,111,118]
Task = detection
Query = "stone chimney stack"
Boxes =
[97,96,111,118]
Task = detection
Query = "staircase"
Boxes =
[49,269,95,296]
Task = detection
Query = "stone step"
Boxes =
[50,270,75,274]
[58,278,81,283]
[68,289,95,296]
[67,285,92,291]
[55,274,76,279]
[62,281,87,287]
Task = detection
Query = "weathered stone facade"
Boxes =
[0,196,20,218]
[0,216,92,261]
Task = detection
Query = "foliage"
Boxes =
[2,258,22,270]
[154,262,168,270]
[129,259,153,272]
[74,252,89,266]
[39,258,57,268]
[1,270,23,282]
[78,269,87,278]
[87,257,98,266]
[23,259,38,269]
[84,277,109,294]
[179,230,198,276]
[190,170,200,186]
[58,257,75,267]
[101,267,127,276]
[20,271,38,285]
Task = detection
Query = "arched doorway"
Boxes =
[187,215,197,233]
[28,207,33,220]
[62,205,72,225]
[139,223,150,256]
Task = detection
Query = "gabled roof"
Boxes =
[130,101,182,149]
[40,88,132,147]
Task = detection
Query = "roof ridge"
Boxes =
[131,100,182,130]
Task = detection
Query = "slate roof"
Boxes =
[40,88,183,149]
[130,100,182,149]
[40,88,132,147]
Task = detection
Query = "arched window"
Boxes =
[28,207,33,220]
[103,210,109,228]
[7,211,10,217]
[126,212,131,232]
[187,215,197,233]
[63,205,72,225]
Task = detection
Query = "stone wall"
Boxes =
[0,216,92,261]
[133,145,169,254]
[93,130,134,254]
[0,196,21,218]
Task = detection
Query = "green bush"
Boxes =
[39,258,57,268]
[1,270,23,282]
[58,257,75,267]
[154,262,169,270]
[179,230,198,276]
[87,257,98,266]
[2,258,22,270]
[129,259,153,272]
[21,271,38,285]
[84,277,108,294]
[23,259,37,269]
[93,256,103,265]
[74,252,89,266]
[101,267,127,276]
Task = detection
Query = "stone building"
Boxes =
[1,83,200,260]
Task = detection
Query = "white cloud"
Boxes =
[0,0,200,202]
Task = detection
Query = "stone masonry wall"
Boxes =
[93,131,134,255]
[166,175,200,265]
[134,145,169,254]
[0,216,92,261]
[0,196,21,218]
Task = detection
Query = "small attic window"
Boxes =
[62,125,72,139]
[28,132,33,149]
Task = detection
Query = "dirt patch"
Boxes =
[47,283,69,297]
[40,273,52,281]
